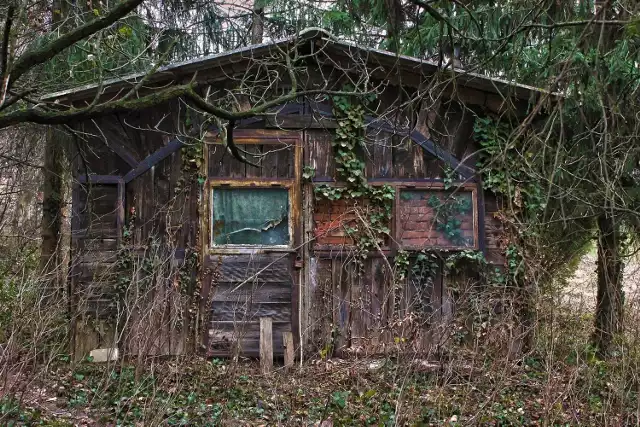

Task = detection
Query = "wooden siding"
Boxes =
[208,142,295,179]
[70,104,196,358]
[68,94,506,360]
[484,192,506,266]
[205,255,293,357]
[123,150,197,357]
[304,255,443,356]
[70,182,120,356]
[305,128,448,181]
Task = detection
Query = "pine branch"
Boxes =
[516,19,631,31]
[8,0,144,90]
[409,0,464,38]
[410,0,630,44]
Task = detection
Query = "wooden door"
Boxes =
[203,129,302,357]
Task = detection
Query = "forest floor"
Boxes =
[1,255,639,426]
[2,351,637,426]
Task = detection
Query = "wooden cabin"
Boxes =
[50,29,545,359]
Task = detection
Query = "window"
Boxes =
[397,188,477,249]
[211,187,290,246]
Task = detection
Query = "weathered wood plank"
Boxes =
[306,130,334,180]
[350,265,364,350]
[123,139,183,183]
[367,131,393,178]
[283,331,294,369]
[267,115,338,129]
[260,317,273,374]
[393,137,416,179]
[370,257,389,348]
[88,116,140,168]
[307,257,333,354]
[213,256,294,283]
[211,282,291,302]
[261,144,278,178]
[245,145,262,178]
[210,301,291,323]
[208,320,290,357]
[276,145,294,178]
[207,143,227,177]
[332,259,351,353]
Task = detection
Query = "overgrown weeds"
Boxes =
[2,241,640,425]
[1,290,639,425]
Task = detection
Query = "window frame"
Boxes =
[208,181,295,250]
[203,130,302,255]
[395,182,479,251]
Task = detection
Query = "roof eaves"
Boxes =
[42,28,327,102]
[41,27,555,104]
[322,37,554,101]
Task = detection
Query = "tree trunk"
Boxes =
[592,213,624,356]
[39,0,74,300]
[384,0,403,53]
[250,3,264,44]
[40,127,67,292]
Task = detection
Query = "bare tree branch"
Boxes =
[0,83,192,128]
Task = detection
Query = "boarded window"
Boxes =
[312,198,358,246]
[398,189,476,249]
[212,188,290,246]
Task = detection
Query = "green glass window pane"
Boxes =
[212,188,289,245]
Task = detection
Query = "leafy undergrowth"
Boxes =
[1,349,638,426]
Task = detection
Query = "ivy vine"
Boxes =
[427,193,472,246]
[314,89,395,267]
[474,116,545,216]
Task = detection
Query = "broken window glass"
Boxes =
[212,188,290,245]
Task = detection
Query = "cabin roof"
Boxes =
[43,28,551,103]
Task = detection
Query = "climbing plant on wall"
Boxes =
[314,88,395,266]
[427,192,473,246]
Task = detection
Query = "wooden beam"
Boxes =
[409,129,475,179]
[123,139,183,183]
[283,331,294,370]
[260,317,273,374]
[106,140,139,169]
